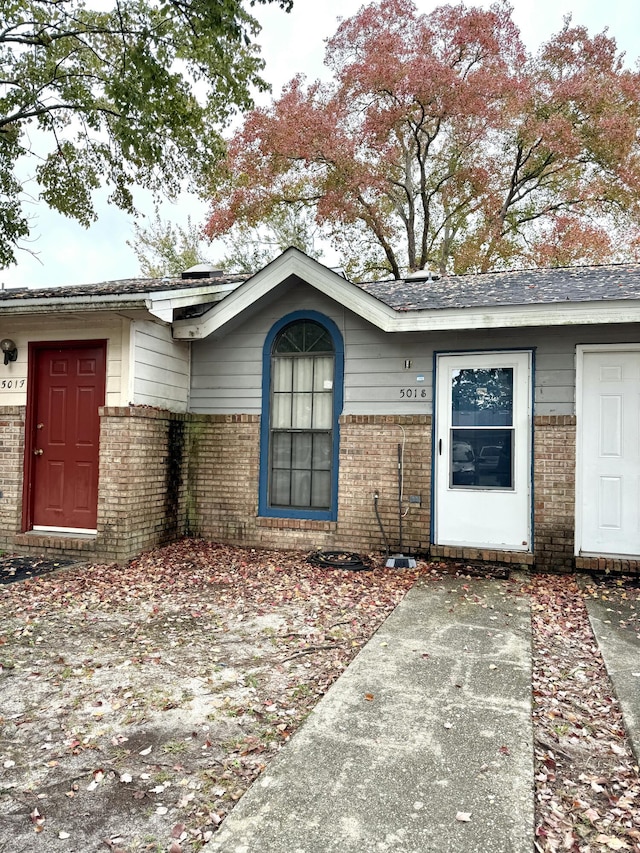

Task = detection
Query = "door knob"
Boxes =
[33,448,43,456]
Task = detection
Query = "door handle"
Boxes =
[438,438,442,455]
[33,448,43,456]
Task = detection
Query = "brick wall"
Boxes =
[533,415,576,571]
[336,415,431,554]
[188,414,261,546]
[5,405,638,573]
[0,406,25,551]
[97,407,190,562]
[189,414,432,554]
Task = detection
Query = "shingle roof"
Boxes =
[0,273,248,302]
[3,262,640,313]
[356,263,640,311]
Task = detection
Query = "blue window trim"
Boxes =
[258,310,344,521]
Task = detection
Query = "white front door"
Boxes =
[577,347,640,557]
[434,351,532,551]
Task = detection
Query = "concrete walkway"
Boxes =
[204,575,533,853]
[583,586,640,762]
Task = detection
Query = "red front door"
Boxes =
[30,343,106,530]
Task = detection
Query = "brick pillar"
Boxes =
[97,407,190,562]
[533,415,576,571]
[0,406,26,549]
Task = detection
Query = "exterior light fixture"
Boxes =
[0,338,18,365]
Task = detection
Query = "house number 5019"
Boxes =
[0,379,25,389]
[399,388,427,398]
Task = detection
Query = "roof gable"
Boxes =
[173,249,640,338]
[172,249,396,339]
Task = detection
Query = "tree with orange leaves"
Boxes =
[205,0,640,280]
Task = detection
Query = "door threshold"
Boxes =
[33,526,97,536]
[578,550,640,561]
[430,544,535,565]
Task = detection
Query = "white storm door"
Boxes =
[578,348,640,557]
[435,351,532,551]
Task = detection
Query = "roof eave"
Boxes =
[381,299,640,331]
[0,282,241,321]
[0,293,150,315]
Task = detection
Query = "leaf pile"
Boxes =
[3,542,640,852]
[530,574,640,853]
[0,539,423,852]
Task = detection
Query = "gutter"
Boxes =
[0,282,239,322]
[174,291,640,340]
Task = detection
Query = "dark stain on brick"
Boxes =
[165,419,185,540]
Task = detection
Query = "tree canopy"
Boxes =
[128,211,212,278]
[0,0,291,268]
[219,205,322,272]
[205,0,640,280]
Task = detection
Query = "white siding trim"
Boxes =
[0,316,125,408]
[122,317,134,406]
[131,319,190,411]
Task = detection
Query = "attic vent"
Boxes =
[181,264,224,280]
[405,269,441,282]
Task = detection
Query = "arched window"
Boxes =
[259,312,343,520]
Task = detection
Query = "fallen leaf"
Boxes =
[595,835,630,850]
[30,807,45,832]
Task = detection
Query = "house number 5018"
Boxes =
[0,379,25,389]
[399,388,427,398]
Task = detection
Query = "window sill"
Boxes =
[256,517,338,532]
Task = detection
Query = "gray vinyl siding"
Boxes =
[132,319,190,411]
[189,280,640,417]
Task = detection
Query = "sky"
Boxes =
[2,0,640,289]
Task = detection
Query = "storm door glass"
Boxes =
[450,367,514,489]
[269,321,334,509]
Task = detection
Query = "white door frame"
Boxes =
[575,343,640,557]
[433,349,533,551]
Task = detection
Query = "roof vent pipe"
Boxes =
[404,269,441,283]
[181,264,224,280]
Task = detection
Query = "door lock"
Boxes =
[33,448,43,456]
